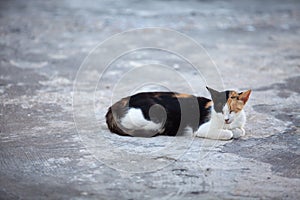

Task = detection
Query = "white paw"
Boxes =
[194,129,233,140]
[217,129,233,140]
[232,128,245,139]
[194,130,207,138]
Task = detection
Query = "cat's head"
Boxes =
[206,86,251,124]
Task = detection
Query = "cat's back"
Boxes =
[106,92,211,137]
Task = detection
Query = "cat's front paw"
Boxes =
[232,128,245,139]
[194,129,233,140]
[217,129,234,140]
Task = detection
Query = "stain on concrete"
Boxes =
[223,131,300,178]
[253,104,299,127]
[254,76,300,94]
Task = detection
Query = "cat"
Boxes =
[105,87,251,140]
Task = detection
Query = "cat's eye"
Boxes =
[230,111,233,114]
[231,96,237,99]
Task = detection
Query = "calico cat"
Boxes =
[105,87,251,140]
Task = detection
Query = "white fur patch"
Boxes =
[120,108,162,131]
[195,105,247,140]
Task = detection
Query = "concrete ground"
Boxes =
[0,0,299,199]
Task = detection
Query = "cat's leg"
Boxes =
[209,129,233,140]
[195,122,233,140]
[231,127,245,139]
[193,122,210,138]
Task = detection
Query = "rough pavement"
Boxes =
[1,0,300,199]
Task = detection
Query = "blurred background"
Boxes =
[1,0,299,199]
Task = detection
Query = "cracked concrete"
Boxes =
[0,0,300,199]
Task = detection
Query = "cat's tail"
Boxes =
[105,103,130,136]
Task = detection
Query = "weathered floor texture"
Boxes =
[1,0,300,199]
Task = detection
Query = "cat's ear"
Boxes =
[206,86,219,98]
[238,90,251,104]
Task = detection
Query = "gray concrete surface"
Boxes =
[1,0,300,199]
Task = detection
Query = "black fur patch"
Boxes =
[206,87,229,113]
[106,92,212,137]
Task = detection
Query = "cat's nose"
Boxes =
[225,119,230,123]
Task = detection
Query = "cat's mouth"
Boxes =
[225,120,232,124]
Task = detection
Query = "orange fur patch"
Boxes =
[227,90,251,113]
[172,93,193,98]
[239,90,251,104]
[120,98,129,107]
[205,101,213,109]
